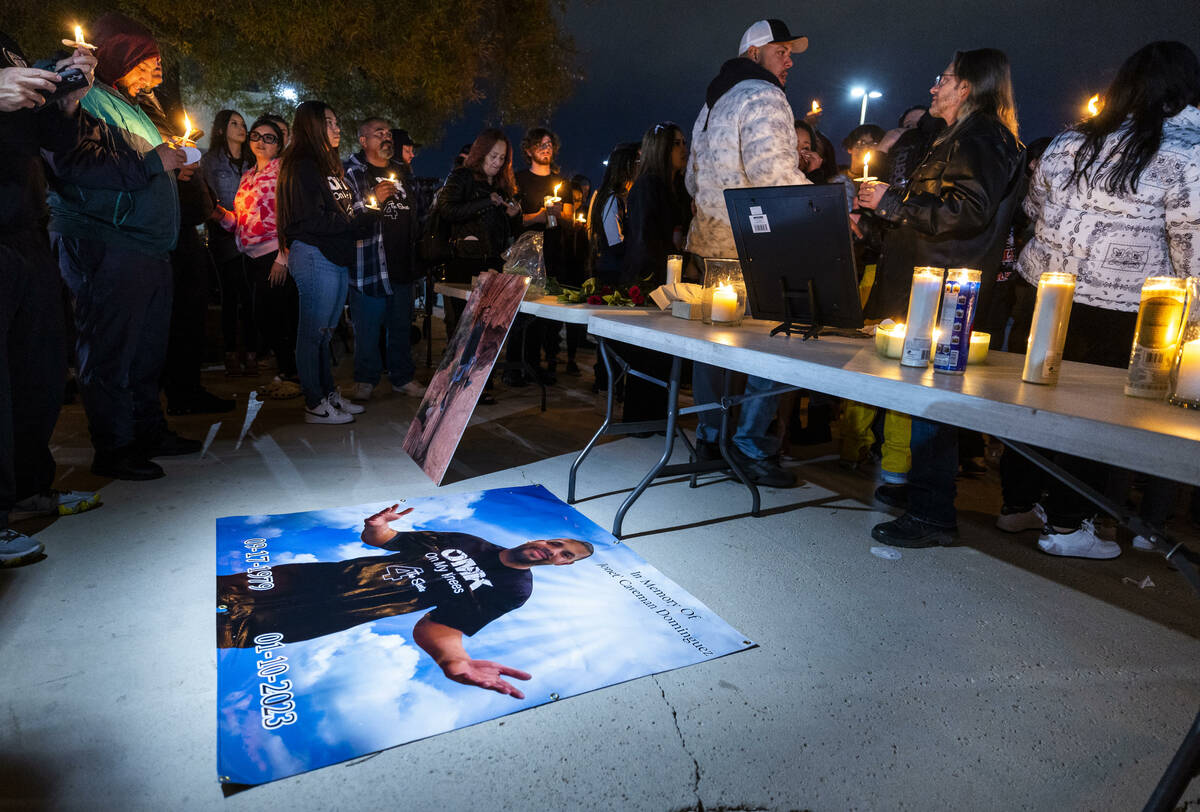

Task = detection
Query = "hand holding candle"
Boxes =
[62,24,96,51]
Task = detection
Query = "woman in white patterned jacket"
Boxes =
[1000,41,1200,560]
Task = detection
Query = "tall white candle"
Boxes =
[666,255,683,286]
[901,267,944,367]
[1173,339,1200,403]
[1023,272,1076,385]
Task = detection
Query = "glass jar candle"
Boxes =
[1125,276,1187,398]
[1167,277,1200,409]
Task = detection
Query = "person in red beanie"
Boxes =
[44,12,199,482]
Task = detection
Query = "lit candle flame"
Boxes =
[1087,94,1101,117]
[75,25,84,44]
[181,113,193,144]
[859,151,872,182]
[811,99,821,114]
[63,23,95,50]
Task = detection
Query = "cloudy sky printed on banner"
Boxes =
[216,486,750,784]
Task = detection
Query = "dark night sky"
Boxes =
[413,0,1200,184]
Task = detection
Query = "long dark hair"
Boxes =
[1067,41,1200,195]
[587,142,640,273]
[463,128,517,197]
[278,101,342,235]
[210,109,247,163]
[636,122,683,187]
[938,48,1019,144]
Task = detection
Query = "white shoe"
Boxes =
[9,489,102,521]
[328,390,365,415]
[996,503,1047,533]
[396,380,427,397]
[0,529,45,567]
[351,382,374,402]
[304,397,355,424]
[1037,519,1121,559]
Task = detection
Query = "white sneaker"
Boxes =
[396,380,427,398]
[0,529,45,567]
[351,382,374,402]
[328,390,364,415]
[9,489,102,521]
[996,503,1047,533]
[1037,519,1121,559]
[304,397,355,424]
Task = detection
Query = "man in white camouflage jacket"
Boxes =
[684,18,812,488]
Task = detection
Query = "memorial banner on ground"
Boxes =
[216,485,753,786]
[404,272,527,484]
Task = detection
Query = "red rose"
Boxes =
[629,285,641,297]
[587,295,603,305]
[631,294,645,305]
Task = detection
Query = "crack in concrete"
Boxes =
[654,675,703,809]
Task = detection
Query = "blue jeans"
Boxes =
[693,364,780,459]
[907,417,959,528]
[349,284,415,387]
[290,242,348,408]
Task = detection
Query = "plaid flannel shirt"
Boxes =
[344,156,396,296]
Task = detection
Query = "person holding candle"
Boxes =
[46,11,201,481]
[342,117,427,403]
[993,40,1200,559]
[684,18,812,487]
[278,101,379,424]
[202,110,255,376]
[508,127,571,386]
[0,30,103,565]
[217,116,300,392]
[857,48,1025,547]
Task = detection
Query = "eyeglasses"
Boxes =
[934,72,958,87]
[249,132,280,145]
[851,139,878,149]
[534,140,554,150]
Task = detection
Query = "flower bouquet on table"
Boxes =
[554,277,651,307]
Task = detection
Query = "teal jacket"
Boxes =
[46,82,179,257]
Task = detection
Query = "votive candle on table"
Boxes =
[875,323,906,359]
[1167,277,1200,408]
[1125,276,1187,398]
[1022,271,1075,385]
[901,267,944,367]
[666,254,683,286]
[710,284,739,323]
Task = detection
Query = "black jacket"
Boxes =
[869,111,1024,317]
[438,166,514,262]
[280,156,375,267]
[621,174,682,286]
[0,32,85,236]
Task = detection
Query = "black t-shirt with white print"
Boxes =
[217,531,532,648]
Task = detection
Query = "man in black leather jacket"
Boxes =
[857,48,1025,548]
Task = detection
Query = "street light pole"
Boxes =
[851,87,884,125]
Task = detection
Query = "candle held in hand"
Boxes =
[63,24,96,50]
[859,151,872,182]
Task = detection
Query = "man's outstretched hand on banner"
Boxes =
[361,503,413,546]
[441,657,532,699]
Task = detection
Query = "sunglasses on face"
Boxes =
[249,132,280,145]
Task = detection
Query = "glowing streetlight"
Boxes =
[851,86,883,125]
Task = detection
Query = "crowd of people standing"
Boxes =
[2,12,1198,570]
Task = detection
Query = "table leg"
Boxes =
[612,355,683,538]
[568,336,617,504]
[716,369,761,516]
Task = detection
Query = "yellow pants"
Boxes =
[839,402,911,482]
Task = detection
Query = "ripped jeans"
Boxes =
[290,241,348,408]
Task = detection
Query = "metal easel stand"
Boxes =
[568,337,797,538]
[999,439,1200,812]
